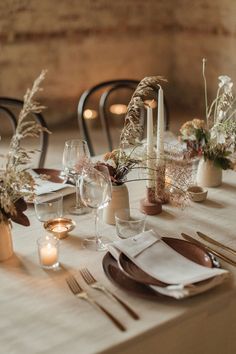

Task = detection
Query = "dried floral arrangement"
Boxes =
[120,76,167,146]
[116,76,192,208]
[179,59,236,170]
[95,148,141,185]
[0,70,48,226]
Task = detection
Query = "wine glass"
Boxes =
[62,139,90,215]
[80,164,112,251]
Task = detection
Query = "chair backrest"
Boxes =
[77,79,169,156]
[0,97,49,168]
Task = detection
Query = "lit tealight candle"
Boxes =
[52,224,68,233]
[44,217,76,239]
[38,236,59,269]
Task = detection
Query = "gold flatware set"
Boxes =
[66,274,127,332]
[80,268,139,320]
[66,268,140,332]
[181,232,236,267]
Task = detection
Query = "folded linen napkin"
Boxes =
[108,230,229,299]
[30,170,75,197]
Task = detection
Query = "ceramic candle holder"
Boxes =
[187,185,208,202]
[44,217,76,239]
[140,187,162,215]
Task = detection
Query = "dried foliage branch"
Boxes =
[120,76,167,146]
[0,70,48,226]
[6,69,49,171]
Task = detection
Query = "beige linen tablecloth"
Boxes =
[0,170,236,354]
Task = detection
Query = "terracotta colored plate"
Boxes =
[33,168,65,184]
[102,237,218,298]
[103,253,158,299]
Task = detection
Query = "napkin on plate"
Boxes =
[108,230,229,299]
[30,170,75,198]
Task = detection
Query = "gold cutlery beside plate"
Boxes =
[80,268,139,320]
[197,231,236,257]
[66,275,126,332]
[181,233,236,267]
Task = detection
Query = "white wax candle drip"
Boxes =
[156,86,165,166]
[146,107,155,188]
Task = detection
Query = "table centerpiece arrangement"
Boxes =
[97,76,194,221]
[0,70,49,261]
[179,59,236,187]
[120,76,193,211]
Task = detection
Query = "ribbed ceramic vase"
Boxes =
[0,221,14,261]
[196,158,222,187]
[103,184,130,225]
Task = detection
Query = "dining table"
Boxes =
[1,162,236,354]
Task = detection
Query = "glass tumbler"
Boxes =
[34,193,63,223]
[115,208,147,239]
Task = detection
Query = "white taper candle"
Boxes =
[146,106,155,188]
[156,86,164,165]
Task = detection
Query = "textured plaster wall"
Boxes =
[0,0,236,128]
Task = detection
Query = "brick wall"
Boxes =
[0,0,235,128]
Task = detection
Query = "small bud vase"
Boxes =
[196,158,222,187]
[0,220,14,261]
[103,184,129,225]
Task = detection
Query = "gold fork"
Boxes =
[66,275,126,332]
[80,268,140,320]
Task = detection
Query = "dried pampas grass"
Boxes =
[120,76,167,146]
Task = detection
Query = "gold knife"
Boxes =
[197,231,236,257]
[181,233,236,267]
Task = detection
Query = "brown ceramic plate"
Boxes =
[103,237,218,298]
[33,168,65,183]
[103,253,158,299]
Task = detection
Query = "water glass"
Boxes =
[115,208,146,239]
[34,193,63,222]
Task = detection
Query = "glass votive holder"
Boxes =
[37,235,59,269]
[115,208,147,239]
[34,193,63,223]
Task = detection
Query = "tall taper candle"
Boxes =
[156,86,164,165]
[146,106,155,188]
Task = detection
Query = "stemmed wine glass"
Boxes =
[62,139,90,215]
[80,164,112,251]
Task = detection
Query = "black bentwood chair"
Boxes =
[0,97,49,168]
[77,79,169,156]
